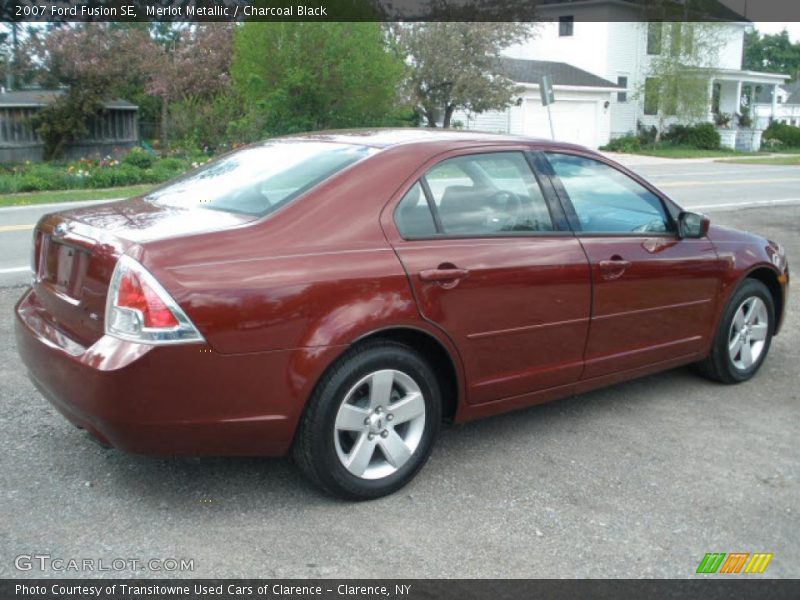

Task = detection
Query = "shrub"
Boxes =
[686,122,720,150]
[663,124,690,145]
[636,121,658,147]
[158,157,187,171]
[122,146,156,169]
[602,135,641,153]
[86,164,143,188]
[762,137,784,149]
[763,121,800,147]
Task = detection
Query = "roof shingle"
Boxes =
[498,57,621,89]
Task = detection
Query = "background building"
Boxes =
[0,90,139,162]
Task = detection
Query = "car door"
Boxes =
[382,149,591,405]
[541,151,726,379]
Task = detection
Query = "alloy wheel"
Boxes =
[334,369,426,480]
[728,296,769,371]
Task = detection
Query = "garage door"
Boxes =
[523,98,598,148]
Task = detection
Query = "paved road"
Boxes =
[1,159,798,287]
[0,204,797,578]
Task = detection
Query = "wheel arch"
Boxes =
[743,265,785,335]
[350,326,462,423]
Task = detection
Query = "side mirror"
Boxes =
[678,211,710,239]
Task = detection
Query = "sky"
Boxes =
[753,23,800,42]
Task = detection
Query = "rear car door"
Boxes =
[382,149,591,405]
[541,151,725,379]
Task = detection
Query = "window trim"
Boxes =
[540,150,680,238]
[390,149,571,242]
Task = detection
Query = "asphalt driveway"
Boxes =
[0,204,797,579]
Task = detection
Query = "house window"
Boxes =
[559,16,574,37]
[647,23,662,55]
[644,77,659,115]
[617,76,628,102]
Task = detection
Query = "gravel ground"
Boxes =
[0,205,797,579]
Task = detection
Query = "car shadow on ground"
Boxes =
[77,363,716,509]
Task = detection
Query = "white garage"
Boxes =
[455,58,621,149]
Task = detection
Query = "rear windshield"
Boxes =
[145,141,375,217]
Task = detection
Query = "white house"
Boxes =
[753,82,800,129]
[459,0,790,149]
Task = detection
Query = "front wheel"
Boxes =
[292,340,441,500]
[697,279,775,384]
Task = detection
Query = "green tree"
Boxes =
[392,23,533,128]
[231,23,404,137]
[744,29,800,82]
[638,22,725,142]
[32,24,160,159]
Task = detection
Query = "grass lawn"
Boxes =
[719,156,800,166]
[0,184,155,208]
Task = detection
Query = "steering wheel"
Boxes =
[483,190,523,231]
[488,190,522,214]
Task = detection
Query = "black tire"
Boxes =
[696,278,775,384]
[292,340,441,500]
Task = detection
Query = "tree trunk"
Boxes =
[424,109,437,128]
[159,97,169,155]
[442,105,455,129]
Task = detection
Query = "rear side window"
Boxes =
[406,152,553,237]
[546,153,673,234]
[146,141,375,217]
[396,183,437,238]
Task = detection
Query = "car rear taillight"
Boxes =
[105,255,204,344]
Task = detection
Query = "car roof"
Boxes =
[277,128,589,152]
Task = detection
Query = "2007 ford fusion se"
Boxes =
[15,130,789,499]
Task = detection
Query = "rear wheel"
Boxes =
[697,279,774,384]
[293,340,441,500]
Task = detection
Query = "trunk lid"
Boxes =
[31,198,252,347]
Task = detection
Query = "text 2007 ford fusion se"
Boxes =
[15,130,789,499]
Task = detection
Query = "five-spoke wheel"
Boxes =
[698,278,775,384]
[728,296,769,370]
[334,369,426,479]
[293,341,441,500]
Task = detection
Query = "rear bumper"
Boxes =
[15,288,328,456]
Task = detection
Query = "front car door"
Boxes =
[541,151,726,379]
[382,148,591,405]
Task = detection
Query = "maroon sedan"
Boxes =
[15,130,789,499]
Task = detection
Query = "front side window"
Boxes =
[421,152,553,236]
[546,153,672,234]
[146,141,374,217]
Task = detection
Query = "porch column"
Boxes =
[772,83,779,122]
[707,77,715,122]
[735,80,743,116]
